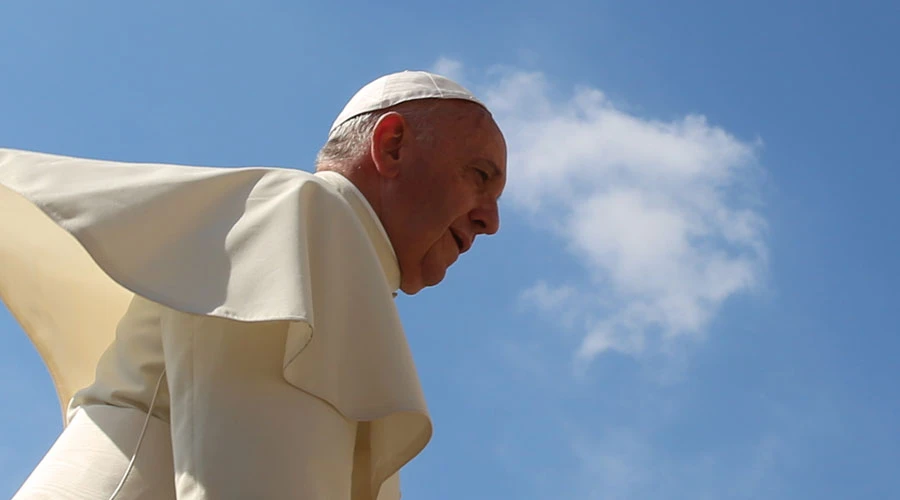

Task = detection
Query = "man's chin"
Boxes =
[400,268,447,295]
[399,282,422,295]
[424,265,449,288]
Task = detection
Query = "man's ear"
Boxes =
[371,112,407,179]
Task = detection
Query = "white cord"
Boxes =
[108,369,167,500]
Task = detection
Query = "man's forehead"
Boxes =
[330,70,490,136]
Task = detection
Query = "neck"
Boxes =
[317,160,385,224]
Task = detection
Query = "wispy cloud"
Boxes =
[435,60,767,364]
[568,428,785,500]
[431,57,465,84]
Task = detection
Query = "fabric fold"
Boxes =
[0,148,431,499]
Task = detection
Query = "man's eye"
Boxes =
[475,169,489,182]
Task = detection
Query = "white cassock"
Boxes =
[0,148,432,499]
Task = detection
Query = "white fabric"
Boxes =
[329,70,487,135]
[0,148,430,499]
[14,405,176,499]
[17,296,402,499]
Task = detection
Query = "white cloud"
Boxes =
[518,281,584,330]
[520,281,577,312]
[442,60,767,363]
[568,429,784,500]
[430,57,465,84]
[571,428,652,500]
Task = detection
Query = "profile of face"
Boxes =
[370,100,507,295]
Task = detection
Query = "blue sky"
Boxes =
[1,1,898,498]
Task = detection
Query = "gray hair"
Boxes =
[315,102,442,169]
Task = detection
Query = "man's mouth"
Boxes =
[450,230,464,253]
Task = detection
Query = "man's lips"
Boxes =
[449,228,472,254]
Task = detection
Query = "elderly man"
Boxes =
[0,71,506,499]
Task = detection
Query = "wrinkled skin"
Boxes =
[367,100,508,295]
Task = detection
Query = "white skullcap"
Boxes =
[329,70,488,136]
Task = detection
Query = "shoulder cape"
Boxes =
[0,148,430,497]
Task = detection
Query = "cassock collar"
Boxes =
[314,170,401,294]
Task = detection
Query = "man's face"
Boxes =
[376,102,507,295]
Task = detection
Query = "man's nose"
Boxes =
[470,200,500,236]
